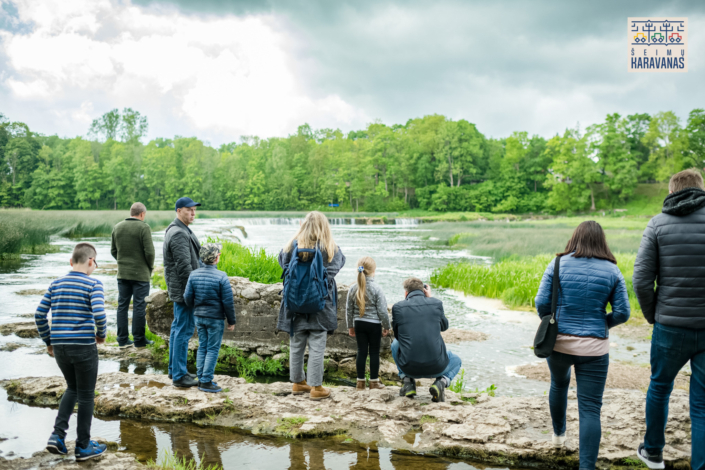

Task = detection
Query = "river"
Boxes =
[0,215,651,468]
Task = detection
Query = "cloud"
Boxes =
[1,0,704,144]
[0,0,368,143]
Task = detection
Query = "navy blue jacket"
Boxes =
[535,253,630,338]
[183,265,236,325]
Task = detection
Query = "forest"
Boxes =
[1,108,703,213]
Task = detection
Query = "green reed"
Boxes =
[208,237,282,284]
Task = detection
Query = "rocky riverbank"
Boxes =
[1,372,693,469]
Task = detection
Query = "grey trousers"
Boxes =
[289,329,327,387]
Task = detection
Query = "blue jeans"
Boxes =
[390,339,462,382]
[645,323,705,470]
[168,302,195,381]
[195,316,225,384]
[547,352,608,470]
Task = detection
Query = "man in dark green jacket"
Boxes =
[111,202,155,348]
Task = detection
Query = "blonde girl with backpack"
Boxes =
[346,256,391,390]
[276,211,346,400]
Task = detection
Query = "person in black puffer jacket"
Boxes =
[633,169,705,470]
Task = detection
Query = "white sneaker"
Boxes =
[552,433,566,447]
[637,443,665,469]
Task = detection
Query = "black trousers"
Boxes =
[53,344,99,449]
[117,279,150,345]
[354,321,382,380]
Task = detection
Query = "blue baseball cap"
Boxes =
[175,197,201,211]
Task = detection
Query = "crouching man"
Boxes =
[391,277,462,402]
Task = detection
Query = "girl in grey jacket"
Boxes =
[346,256,391,390]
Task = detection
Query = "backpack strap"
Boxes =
[550,255,562,324]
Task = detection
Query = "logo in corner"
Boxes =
[629,18,687,73]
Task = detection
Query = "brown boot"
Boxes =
[309,385,331,400]
[369,380,386,390]
[292,380,312,395]
[356,380,366,390]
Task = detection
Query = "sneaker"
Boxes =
[118,340,134,349]
[637,443,665,469]
[46,434,67,455]
[172,376,198,388]
[198,382,222,393]
[552,433,567,447]
[399,377,416,398]
[134,339,154,348]
[198,380,218,386]
[429,378,446,403]
[75,440,107,461]
[169,372,196,380]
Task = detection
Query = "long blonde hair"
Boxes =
[355,257,376,316]
[284,211,337,262]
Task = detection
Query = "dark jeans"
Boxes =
[53,344,99,449]
[169,301,195,381]
[645,323,705,470]
[354,321,382,380]
[117,279,150,345]
[547,351,609,470]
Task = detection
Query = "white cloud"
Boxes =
[0,0,368,143]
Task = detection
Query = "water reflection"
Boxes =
[116,419,507,470]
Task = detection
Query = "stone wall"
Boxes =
[145,277,392,363]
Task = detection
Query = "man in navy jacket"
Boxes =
[391,277,462,402]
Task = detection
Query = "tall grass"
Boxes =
[147,450,222,470]
[432,253,642,318]
[207,237,282,284]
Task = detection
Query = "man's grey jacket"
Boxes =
[163,217,201,304]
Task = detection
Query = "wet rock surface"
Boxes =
[1,372,692,469]
[0,322,39,339]
[516,361,691,391]
[0,439,142,470]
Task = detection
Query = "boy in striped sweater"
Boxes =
[35,242,108,461]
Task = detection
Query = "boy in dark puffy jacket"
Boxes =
[183,243,236,392]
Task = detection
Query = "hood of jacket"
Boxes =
[662,187,705,216]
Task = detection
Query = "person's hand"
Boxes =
[227,324,235,331]
[348,328,355,337]
[382,329,389,337]
[47,345,54,357]
[423,284,432,297]
[96,335,105,344]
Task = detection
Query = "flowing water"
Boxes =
[0,215,650,467]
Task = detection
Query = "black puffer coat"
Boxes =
[633,187,705,328]
[163,218,201,304]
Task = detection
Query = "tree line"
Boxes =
[1,108,704,213]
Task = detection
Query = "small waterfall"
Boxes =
[394,218,420,226]
[226,218,303,226]
[328,218,353,225]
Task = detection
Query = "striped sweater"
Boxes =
[34,271,107,346]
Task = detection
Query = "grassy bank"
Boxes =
[432,253,642,318]
[210,238,282,283]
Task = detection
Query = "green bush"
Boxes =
[432,253,642,318]
[208,237,282,284]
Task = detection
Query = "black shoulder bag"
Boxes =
[533,255,562,358]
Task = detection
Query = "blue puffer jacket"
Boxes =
[183,265,236,325]
[535,253,630,338]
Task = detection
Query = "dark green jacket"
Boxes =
[111,218,155,282]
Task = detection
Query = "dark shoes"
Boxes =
[430,378,446,403]
[198,381,222,393]
[118,340,134,349]
[46,434,67,455]
[75,440,107,461]
[168,372,196,380]
[399,377,416,398]
[637,443,665,469]
[173,376,198,388]
[134,339,154,348]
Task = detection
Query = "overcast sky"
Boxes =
[0,0,702,146]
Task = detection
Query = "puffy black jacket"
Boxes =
[633,188,705,328]
[392,291,449,377]
[183,265,236,325]
[163,218,201,304]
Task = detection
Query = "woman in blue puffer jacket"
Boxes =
[535,220,630,470]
